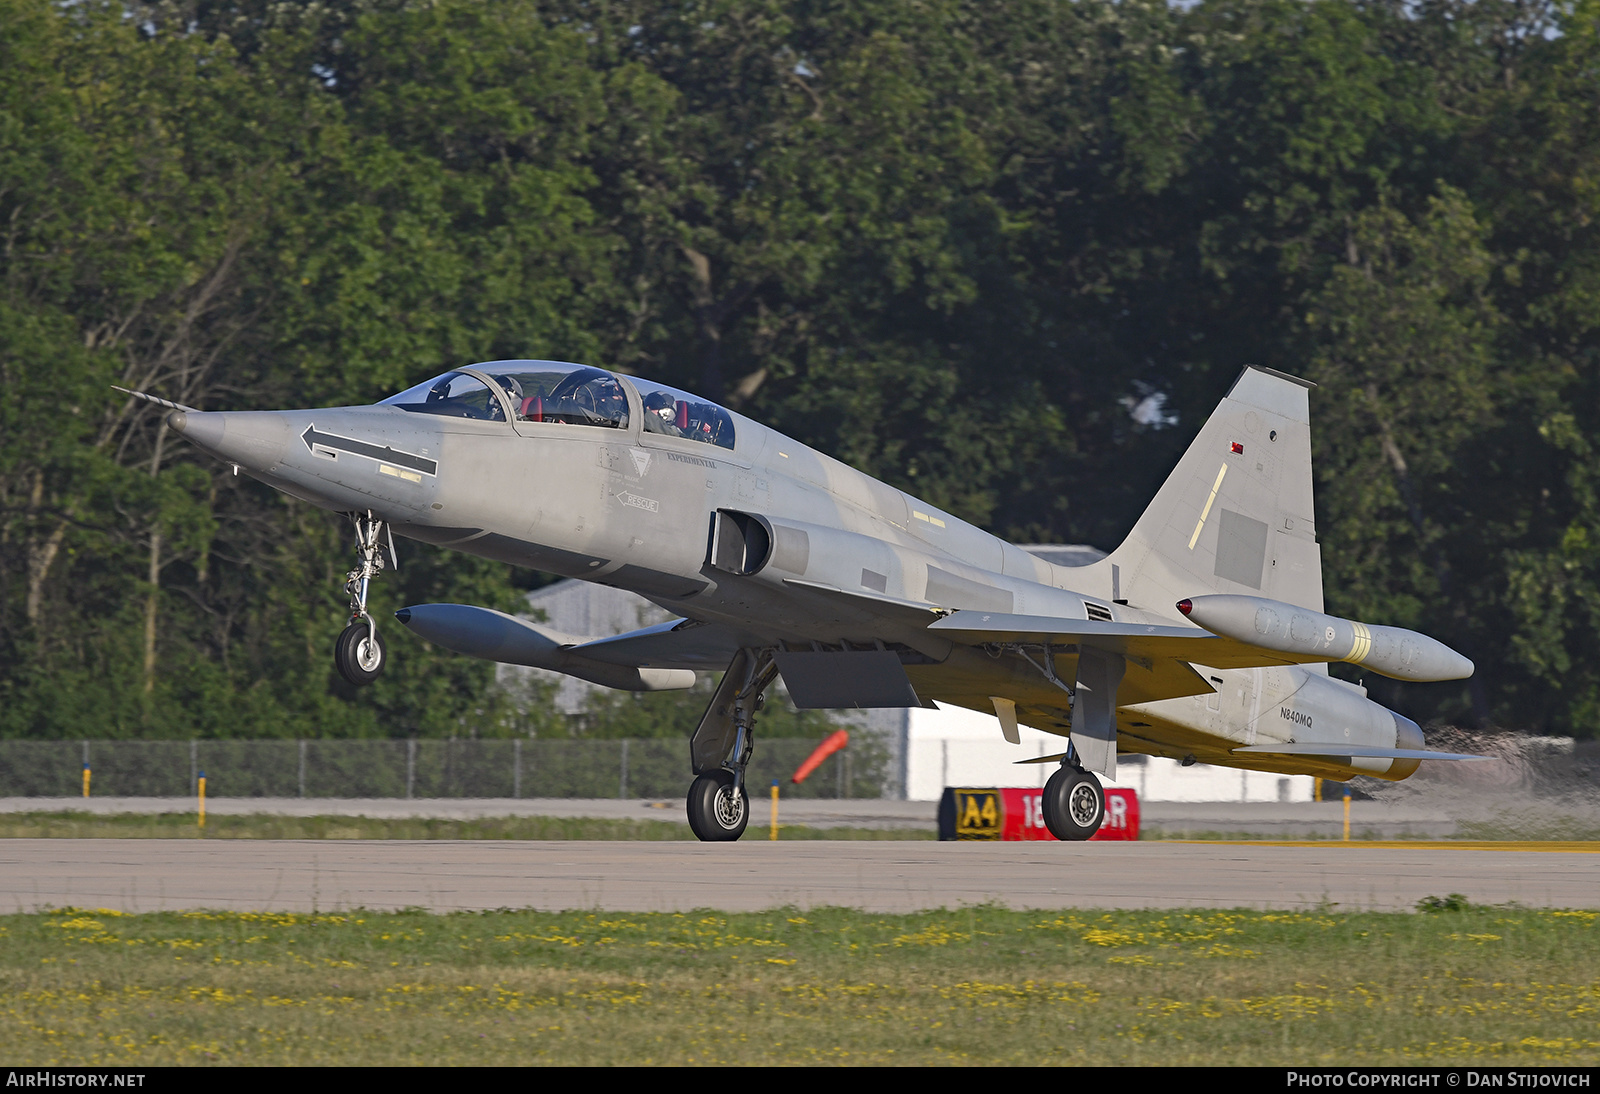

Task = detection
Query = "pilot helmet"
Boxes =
[643,391,676,422]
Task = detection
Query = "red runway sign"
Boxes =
[938,786,1139,841]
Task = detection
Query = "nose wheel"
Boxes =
[335,621,387,686]
[1042,765,1104,841]
[334,512,394,687]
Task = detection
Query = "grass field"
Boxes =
[4,902,1597,1065]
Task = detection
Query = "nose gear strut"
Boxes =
[334,511,395,687]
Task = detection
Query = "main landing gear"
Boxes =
[685,649,777,841]
[687,769,749,841]
[334,512,393,687]
[1041,747,1105,841]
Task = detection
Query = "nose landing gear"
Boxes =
[334,512,394,687]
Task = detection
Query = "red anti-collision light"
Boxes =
[1176,599,1193,616]
[1231,441,1244,454]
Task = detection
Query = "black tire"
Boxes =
[1041,767,1104,841]
[686,770,749,842]
[334,621,386,687]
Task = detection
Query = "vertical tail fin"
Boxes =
[1105,366,1324,616]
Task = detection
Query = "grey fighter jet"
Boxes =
[133,361,1481,841]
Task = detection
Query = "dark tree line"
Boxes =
[3,0,1598,739]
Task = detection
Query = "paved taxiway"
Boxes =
[2,840,1594,914]
[0,795,1469,838]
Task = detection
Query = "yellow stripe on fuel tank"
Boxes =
[1348,620,1372,663]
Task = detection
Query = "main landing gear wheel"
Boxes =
[334,622,386,687]
[1042,767,1104,841]
[686,648,776,843]
[686,770,749,842]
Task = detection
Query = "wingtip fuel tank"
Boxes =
[1177,594,1474,682]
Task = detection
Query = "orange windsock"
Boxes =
[791,729,849,784]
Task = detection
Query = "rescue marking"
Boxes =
[616,491,660,513]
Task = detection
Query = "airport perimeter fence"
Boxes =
[0,738,887,801]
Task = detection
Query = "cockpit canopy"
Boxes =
[379,361,735,450]
[380,370,506,421]
[381,363,629,428]
[631,376,736,449]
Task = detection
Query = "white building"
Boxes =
[515,545,1313,803]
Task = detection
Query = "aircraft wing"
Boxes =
[926,610,1323,670]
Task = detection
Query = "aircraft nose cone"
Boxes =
[166,409,290,473]
[167,409,226,450]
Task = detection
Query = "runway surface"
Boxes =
[0,796,1469,837]
[2,839,1594,914]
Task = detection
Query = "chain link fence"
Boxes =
[0,738,889,800]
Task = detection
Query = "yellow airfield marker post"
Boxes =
[770,782,779,841]
[82,763,90,799]
[198,771,206,831]
[1343,789,1351,841]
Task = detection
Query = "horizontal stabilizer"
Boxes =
[1231,744,1488,761]
[395,603,695,691]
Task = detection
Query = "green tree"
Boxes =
[1304,187,1504,724]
